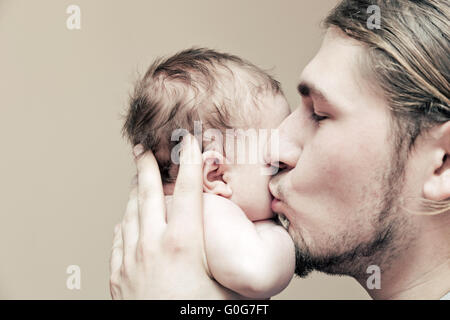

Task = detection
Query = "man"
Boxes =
[109,0,449,299]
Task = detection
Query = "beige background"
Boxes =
[0,0,370,299]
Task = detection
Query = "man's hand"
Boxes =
[109,135,239,299]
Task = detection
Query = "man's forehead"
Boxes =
[297,28,371,112]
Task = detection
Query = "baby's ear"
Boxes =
[202,150,232,198]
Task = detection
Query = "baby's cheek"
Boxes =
[239,173,273,221]
[248,200,274,221]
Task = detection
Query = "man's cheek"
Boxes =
[290,152,340,193]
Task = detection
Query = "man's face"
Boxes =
[268,28,410,277]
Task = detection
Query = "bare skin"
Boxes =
[110,29,450,300]
[265,28,450,300]
[110,136,240,299]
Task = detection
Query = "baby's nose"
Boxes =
[263,140,288,172]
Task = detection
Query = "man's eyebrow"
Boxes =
[297,81,340,111]
[297,81,327,102]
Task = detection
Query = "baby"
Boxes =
[122,48,294,298]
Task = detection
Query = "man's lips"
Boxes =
[271,198,291,230]
[268,181,278,199]
[269,187,291,230]
[271,197,281,211]
[269,182,282,212]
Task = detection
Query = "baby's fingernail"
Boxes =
[133,144,144,157]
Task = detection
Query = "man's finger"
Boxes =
[170,134,203,234]
[134,145,166,241]
[121,184,139,261]
[110,224,123,275]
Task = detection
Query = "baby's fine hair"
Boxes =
[122,47,282,183]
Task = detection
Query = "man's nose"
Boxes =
[265,137,299,171]
[264,111,303,171]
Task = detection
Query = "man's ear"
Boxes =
[202,150,232,198]
[423,121,450,202]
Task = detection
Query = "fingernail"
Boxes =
[133,144,144,157]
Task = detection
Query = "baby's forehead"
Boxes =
[233,91,289,129]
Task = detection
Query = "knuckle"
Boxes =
[113,223,119,234]
[138,186,151,201]
[120,220,129,231]
[119,264,129,279]
[135,241,150,261]
[135,239,159,263]
[110,245,118,255]
[109,274,119,287]
[174,183,193,195]
[120,257,136,279]
[126,194,138,207]
[122,211,135,225]
[122,214,136,227]
[163,231,188,254]
[130,175,138,187]
[135,244,145,262]
[109,278,121,299]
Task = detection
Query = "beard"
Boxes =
[293,220,398,278]
[292,131,413,279]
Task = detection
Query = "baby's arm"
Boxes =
[203,194,295,299]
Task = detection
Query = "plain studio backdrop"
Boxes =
[0,0,370,299]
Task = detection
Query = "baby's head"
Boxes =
[123,48,290,221]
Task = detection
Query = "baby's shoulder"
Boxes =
[164,193,245,217]
[202,193,244,216]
